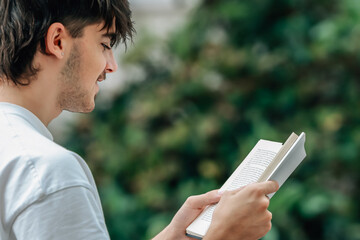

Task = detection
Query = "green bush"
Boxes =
[65,0,360,239]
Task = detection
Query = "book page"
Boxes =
[198,146,281,224]
[220,140,282,192]
[224,147,279,191]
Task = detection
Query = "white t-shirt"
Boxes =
[0,102,110,240]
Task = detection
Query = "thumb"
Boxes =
[185,190,221,209]
[255,180,279,195]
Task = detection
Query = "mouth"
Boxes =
[97,73,106,82]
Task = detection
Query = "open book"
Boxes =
[186,132,306,239]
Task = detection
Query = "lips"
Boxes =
[97,72,106,82]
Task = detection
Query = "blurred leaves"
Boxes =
[64,0,360,239]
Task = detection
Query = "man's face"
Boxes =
[57,22,118,113]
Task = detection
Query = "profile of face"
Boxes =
[57,22,118,113]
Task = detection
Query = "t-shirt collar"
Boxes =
[0,102,54,141]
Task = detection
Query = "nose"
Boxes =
[105,50,118,73]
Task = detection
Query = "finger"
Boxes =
[255,181,279,195]
[218,186,246,197]
[186,190,221,209]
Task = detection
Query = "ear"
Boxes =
[44,23,69,59]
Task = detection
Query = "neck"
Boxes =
[0,80,62,126]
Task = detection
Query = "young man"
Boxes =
[0,0,279,239]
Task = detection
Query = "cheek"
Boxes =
[94,51,107,72]
[83,51,107,79]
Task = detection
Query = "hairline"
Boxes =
[67,19,122,47]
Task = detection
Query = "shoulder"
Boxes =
[1,120,94,193]
[30,146,95,193]
[0,135,99,230]
[1,138,96,199]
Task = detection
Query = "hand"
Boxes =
[153,190,221,240]
[204,181,279,240]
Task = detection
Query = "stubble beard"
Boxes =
[57,43,96,113]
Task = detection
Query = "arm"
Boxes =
[153,190,221,240]
[12,186,110,240]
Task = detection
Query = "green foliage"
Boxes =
[65,0,360,239]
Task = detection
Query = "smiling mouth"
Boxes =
[97,72,106,82]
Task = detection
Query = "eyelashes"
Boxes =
[101,43,111,51]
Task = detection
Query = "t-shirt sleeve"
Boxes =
[11,186,110,240]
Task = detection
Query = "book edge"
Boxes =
[257,132,299,183]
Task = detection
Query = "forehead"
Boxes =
[82,21,116,42]
[92,21,116,35]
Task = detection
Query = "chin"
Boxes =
[66,100,95,113]
[82,103,96,113]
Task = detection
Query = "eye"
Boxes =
[101,43,111,51]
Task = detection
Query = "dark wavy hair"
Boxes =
[0,0,135,85]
